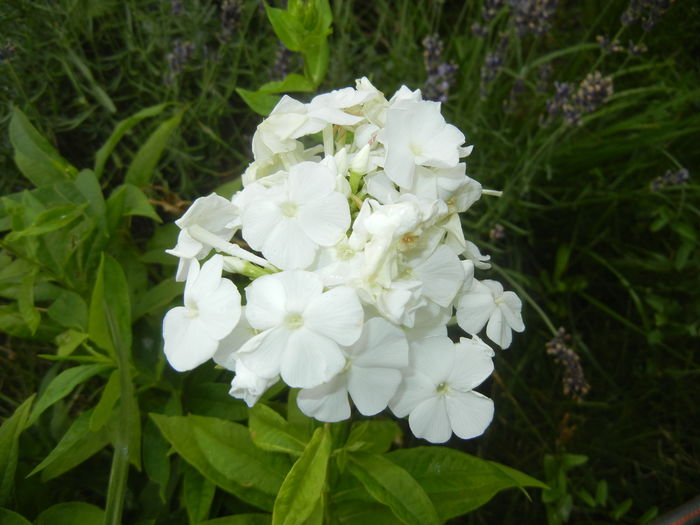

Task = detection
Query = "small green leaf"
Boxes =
[106,184,161,231]
[348,452,440,525]
[9,106,77,187]
[89,370,121,431]
[27,364,111,427]
[183,464,216,525]
[249,403,307,456]
[17,270,40,335]
[47,290,88,331]
[133,279,183,321]
[236,88,281,117]
[0,508,32,525]
[302,37,329,87]
[5,203,87,242]
[28,409,111,481]
[345,420,400,454]
[0,395,35,506]
[257,74,316,94]
[125,109,184,187]
[94,103,170,179]
[54,330,89,357]
[264,4,303,51]
[142,419,171,502]
[595,479,608,506]
[272,426,331,525]
[34,502,104,525]
[611,498,633,521]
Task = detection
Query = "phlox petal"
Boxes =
[282,328,345,388]
[297,374,351,422]
[501,291,525,332]
[263,219,318,270]
[348,366,402,416]
[288,162,335,202]
[241,197,282,252]
[229,360,278,407]
[351,318,408,369]
[298,193,350,246]
[390,372,435,418]
[448,341,494,391]
[277,270,323,314]
[245,275,287,330]
[446,391,494,440]
[163,307,219,372]
[486,309,512,349]
[409,396,452,443]
[456,280,495,334]
[238,326,289,378]
[303,287,364,346]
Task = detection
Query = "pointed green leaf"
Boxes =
[199,515,271,525]
[249,403,307,456]
[35,502,104,525]
[0,395,35,506]
[183,464,216,525]
[47,290,88,331]
[132,278,183,321]
[5,203,87,242]
[272,426,330,525]
[151,414,291,511]
[264,4,302,51]
[348,452,440,525]
[387,447,546,520]
[106,184,161,230]
[17,270,39,335]
[0,508,32,525]
[258,74,316,94]
[54,330,89,357]
[125,110,184,187]
[143,419,171,502]
[9,106,77,187]
[94,103,169,179]
[28,409,111,481]
[302,37,329,87]
[344,420,400,454]
[89,369,121,431]
[236,88,281,117]
[27,364,111,427]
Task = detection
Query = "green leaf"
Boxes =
[132,279,183,321]
[249,403,307,456]
[4,203,88,242]
[88,254,132,358]
[125,109,184,187]
[73,169,107,221]
[142,419,171,502]
[183,464,216,525]
[47,290,88,331]
[329,501,402,525]
[94,104,170,178]
[611,498,633,521]
[199,515,271,525]
[151,414,291,511]
[89,369,121,431]
[17,269,39,335]
[348,452,440,525]
[272,426,331,525]
[264,4,302,51]
[344,420,400,454]
[236,88,281,117]
[27,364,111,427]
[54,329,89,357]
[257,74,316,94]
[28,409,111,481]
[9,106,77,187]
[387,447,546,521]
[34,502,104,525]
[0,508,32,525]
[0,395,35,506]
[302,37,329,87]
[106,183,161,231]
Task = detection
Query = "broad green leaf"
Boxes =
[5,203,87,242]
[329,501,401,525]
[0,396,35,506]
[264,4,302,51]
[132,279,183,321]
[183,464,216,525]
[151,414,291,511]
[142,419,171,502]
[344,420,400,454]
[54,330,89,357]
[302,37,329,87]
[73,169,107,221]
[236,88,281,117]
[47,290,88,331]
[9,106,77,187]
[215,179,243,200]
[249,403,307,456]
[94,103,169,179]
[199,515,271,525]
[186,382,248,421]
[272,426,330,525]
[88,254,132,357]
[34,502,104,525]
[17,270,39,334]
[348,452,440,525]
[89,369,121,431]
[388,447,547,521]
[125,110,184,187]
[27,364,111,427]
[286,389,316,441]
[258,74,315,94]
[28,409,111,481]
[106,184,161,231]
[0,508,32,525]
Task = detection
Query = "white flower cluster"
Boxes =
[162,78,525,443]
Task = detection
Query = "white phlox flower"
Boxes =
[456,279,525,349]
[390,335,495,443]
[240,161,350,270]
[162,255,241,371]
[162,78,526,444]
[237,270,364,389]
[297,317,409,422]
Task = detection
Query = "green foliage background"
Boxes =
[0,0,698,524]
